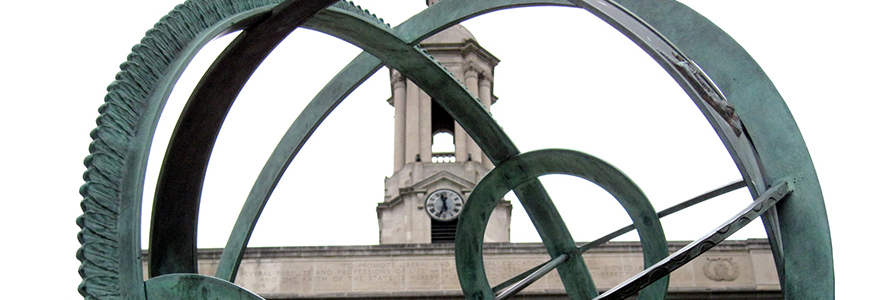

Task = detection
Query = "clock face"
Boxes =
[425,189,464,221]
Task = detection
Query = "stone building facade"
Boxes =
[158,240,780,299]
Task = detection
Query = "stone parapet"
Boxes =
[143,239,780,299]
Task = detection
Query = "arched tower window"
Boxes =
[432,132,455,153]
[431,100,456,163]
[431,132,455,163]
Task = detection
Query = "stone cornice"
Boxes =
[419,39,500,68]
[163,239,773,260]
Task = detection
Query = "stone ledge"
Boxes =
[142,239,779,298]
[179,239,773,260]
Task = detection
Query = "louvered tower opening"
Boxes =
[431,219,458,243]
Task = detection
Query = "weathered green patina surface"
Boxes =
[77,0,832,299]
[455,149,669,300]
[145,274,264,300]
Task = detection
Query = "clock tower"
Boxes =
[377,1,511,244]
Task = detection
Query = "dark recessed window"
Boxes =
[431,219,458,243]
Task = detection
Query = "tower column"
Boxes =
[464,66,483,163]
[479,72,494,168]
[455,124,468,161]
[405,81,421,165]
[420,92,432,162]
[478,71,492,109]
[453,65,468,162]
[392,71,407,171]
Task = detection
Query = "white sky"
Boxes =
[1,0,887,298]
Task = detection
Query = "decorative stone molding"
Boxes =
[463,62,481,79]
[703,257,741,282]
[391,69,405,85]
[480,69,493,83]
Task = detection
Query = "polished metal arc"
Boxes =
[455,149,669,300]
[491,180,746,295]
[596,181,790,299]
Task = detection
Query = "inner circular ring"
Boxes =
[455,149,669,300]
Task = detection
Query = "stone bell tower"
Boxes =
[377,1,511,244]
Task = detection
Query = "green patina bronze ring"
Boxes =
[455,149,668,300]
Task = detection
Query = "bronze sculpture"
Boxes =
[77,1,833,299]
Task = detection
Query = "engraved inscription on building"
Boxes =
[158,241,778,297]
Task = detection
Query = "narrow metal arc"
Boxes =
[217,0,579,282]
[595,181,791,299]
[579,179,746,252]
[492,262,546,293]
[656,180,747,219]
[495,253,568,300]
[491,179,745,296]
[149,0,338,277]
[310,11,581,284]
[284,6,592,298]
[306,11,617,297]
[587,1,833,295]
[215,51,384,281]
[455,149,669,300]
[582,179,749,298]
[215,1,748,292]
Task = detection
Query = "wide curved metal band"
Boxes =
[455,149,669,300]
[79,1,283,299]
[148,0,337,277]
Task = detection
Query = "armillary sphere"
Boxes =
[76,0,833,299]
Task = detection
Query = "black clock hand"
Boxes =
[440,193,449,212]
